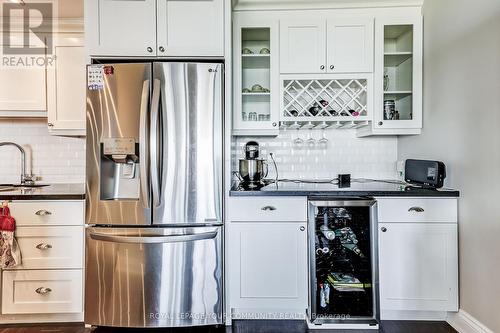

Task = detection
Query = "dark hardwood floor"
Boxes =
[0,321,457,333]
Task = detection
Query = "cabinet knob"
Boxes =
[378,121,383,126]
[159,46,165,52]
[147,47,153,53]
[35,287,52,295]
[408,206,425,213]
[261,206,276,211]
[47,123,54,127]
[381,227,387,232]
[35,209,52,216]
[330,65,334,70]
[272,122,277,127]
[300,226,305,232]
[320,65,325,70]
[36,243,53,250]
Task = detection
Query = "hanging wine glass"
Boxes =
[318,123,329,148]
[307,128,316,148]
[293,127,304,148]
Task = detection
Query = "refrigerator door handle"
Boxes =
[139,79,150,208]
[151,79,161,208]
[89,231,218,244]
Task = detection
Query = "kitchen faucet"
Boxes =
[0,142,34,185]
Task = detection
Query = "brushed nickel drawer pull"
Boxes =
[261,206,277,211]
[408,207,425,213]
[35,210,52,216]
[36,243,52,250]
[35,287,52,295]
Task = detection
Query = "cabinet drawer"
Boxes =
[377,198,457,223]
[10,226,83,270]
[228,197,307,222]
[9,201,84,226]
[2,270,83,314]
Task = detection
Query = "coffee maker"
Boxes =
[238,141,268,189]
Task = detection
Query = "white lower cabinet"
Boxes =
[228,221,308,317]
[377,197,459,319]
[379,223,458,312]
[0,200,85,323]
[2,270,83,315]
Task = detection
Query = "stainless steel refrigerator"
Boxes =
[85,62,223,328]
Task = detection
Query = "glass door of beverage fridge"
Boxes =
[308,199,379,328]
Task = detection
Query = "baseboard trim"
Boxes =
[447,310,494,333]
[381,309,447,321]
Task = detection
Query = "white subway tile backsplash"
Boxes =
[0,119,85,184]
[233,129,398,180]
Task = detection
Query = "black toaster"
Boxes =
[405,159,446,189]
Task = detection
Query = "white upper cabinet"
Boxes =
[47,35,86,136]
[0,33,47,117]
[373,16,423,130]
[279,19,326,74]
[157,0,224,57]
[86,0,157,57]
[86,0,224,57]
[233,13,280,136]
[280,16,373,74]
[326,18,373,73]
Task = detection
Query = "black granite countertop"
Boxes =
[0,184,85,200]
[230,180,460,197]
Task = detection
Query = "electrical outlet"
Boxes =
[396,160,405,173]
[396,160,405,180]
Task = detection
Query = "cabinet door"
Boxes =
[378,223,458,313]
[280,19,326,74]
[0,33,46,117]
[47,36,86,136]
[374,16,422,130]
[233,14,280,136]
[228,222,308,312]
[157,0,224,57]
[86,0,157,57]
[327,18,374,73]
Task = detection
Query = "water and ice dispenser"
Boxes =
[99,138,141,200]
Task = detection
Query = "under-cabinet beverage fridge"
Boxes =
[308,199,379,329]
[85,62,223,328]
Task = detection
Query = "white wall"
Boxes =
[0,119,85,184]
[233,129,398,180]
[398,0,500,331]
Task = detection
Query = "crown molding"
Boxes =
[233,0,424,11]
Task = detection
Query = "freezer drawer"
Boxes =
[85,226,223,328]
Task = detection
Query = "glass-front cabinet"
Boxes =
[233,13,279,136]
[374,16,422,130]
